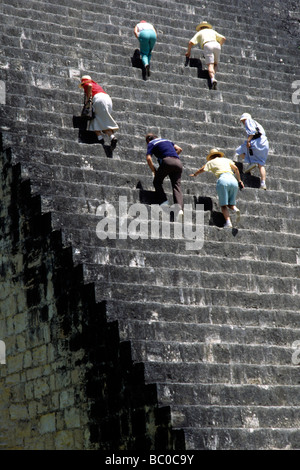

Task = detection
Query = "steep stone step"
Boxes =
[129,337,298,365]
[106,301,300,331]
[90,281,299,312]
[119,320,300,354]
[183,427,300,450]
[171,405,300,429]
[70,246,300,277]
[82,263,300,297]
[143,362,299,386]
[156,382,300,407]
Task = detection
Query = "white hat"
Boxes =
[79,75,92,88]
[196,21,213,31]
[240,113,251,121]
[206,148,225,161]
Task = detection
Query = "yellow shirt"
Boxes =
[204,157,234,178]
[190,29,225,49]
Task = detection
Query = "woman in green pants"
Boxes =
[134,20,157,77]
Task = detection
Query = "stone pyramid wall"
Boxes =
[1,0,300,450]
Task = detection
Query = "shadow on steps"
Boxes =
[131,49,148,81]
[73,116,113,158]
[137,181,164,205]
[185,57,211,88]
[236,161,261,189]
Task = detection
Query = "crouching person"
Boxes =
[190,148,244,228]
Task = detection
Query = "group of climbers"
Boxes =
[77,20,269,229]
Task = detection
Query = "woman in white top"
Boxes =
[236,113,269,190]
[134,20,157,76]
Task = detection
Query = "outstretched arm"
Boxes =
[190,165,205,177]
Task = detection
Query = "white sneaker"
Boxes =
[244,163,257,173]
[223,220,232,229]
[260,182,267,190]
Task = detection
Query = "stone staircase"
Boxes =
[1,0,300,450]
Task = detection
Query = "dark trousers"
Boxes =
[153,157,183,209]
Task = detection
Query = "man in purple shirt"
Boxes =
[145,133,183,210]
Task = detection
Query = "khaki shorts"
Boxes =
[203,41,221,65]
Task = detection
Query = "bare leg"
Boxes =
[221,205,231,224]
[94,130,104,143]
[208,63,218,89]
[94,129,116,138]
[258,164,266,181]
[258,164,267,189]
[103,129,118,149]
[103,129,113,138]
[207,63,215,81]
